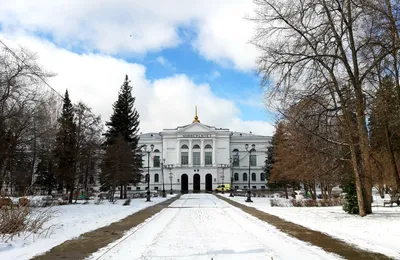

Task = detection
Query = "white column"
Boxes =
[200,139,204,166]
[176,139,180,166]
[212,138,216,166]
[189,139,193,166]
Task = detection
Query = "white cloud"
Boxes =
[0,33,273,136]
[205,70,221,81]
[0,0,259,71]
[156,56,176,70]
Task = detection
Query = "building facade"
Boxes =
[136,112,271,192]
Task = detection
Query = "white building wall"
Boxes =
[132,123,271,192]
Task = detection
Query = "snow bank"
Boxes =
[0,196,173,260]
[224,194,400,259]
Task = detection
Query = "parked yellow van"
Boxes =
[216,184,231,192]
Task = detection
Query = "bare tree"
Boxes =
[251,0,397,216]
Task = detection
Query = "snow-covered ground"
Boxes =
[0,196,173,260]
[223,194,400,259]
[89,194,341,260]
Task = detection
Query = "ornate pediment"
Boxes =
[176,122,215,134]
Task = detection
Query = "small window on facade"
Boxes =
[145,174,149,182]
[154,173,159,183]
[252,186,257,189]
[193,152,200,165]
[250,155,257,166]
[235,186,239,189]
[181,152,188,165]
[252,172,256,181]
[136,187,141,190]
[181,144,189,149]
[145,187,148,190]
[261,186,266,189]
[193,144,200,149]
[244,186,247,189]
[153,156,160,167]
[154,149,160,153]
[127,186,132,191]
[205,152,212,165]
[260,173,265,181]
[205,144,212,149]
[243,173,247,181]
[234,173,239,181]
[155,187,159,190]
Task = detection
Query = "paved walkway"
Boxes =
[90,194,342,260]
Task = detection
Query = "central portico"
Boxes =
[136,108,270,193]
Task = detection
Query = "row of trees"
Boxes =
[0,44,143,202]
[253,0,400,216]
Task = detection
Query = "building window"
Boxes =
[181,152,188,165]
[235,186,239,189]
[252,172,256,181]
[244,186,247,189]
[252,186,257,189]
[232,149,239,167]
[205,144,212,149]
[145,174,149,182]
[181,144,189,149]
[193,144,200,149]
[243,173,247,181]
[260,173,265,181]
[127,186,132,191]
[153,156,160,167]
[193,152,200,165]
[154,149,160,153]
[205,152,212,165]
[145,187,148,190]
[136,187,141,190]
[234,173,239,181]
[261,186,266,189]
[154,173,159,183]
[155,187,159,190]
[250,155,257,166]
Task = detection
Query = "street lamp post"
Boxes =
[161,158,166,198]
[219,164,228,194]
[142,144,154,202]
[165,164,174,194]
[229,157,234,197]
[245,143,255,203]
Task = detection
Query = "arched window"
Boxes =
[234,173,239,181]
[154,149,160,153]
[154,173,159,183]
[260,172,265,181]
[243,173,247,181]
[232,148,239,152]
[181,144,189,149]
[145,174,149,182]
[193,144,200,149]
[252,172,256,181]
[205,144,212,149]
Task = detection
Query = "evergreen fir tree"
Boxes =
[102,75,142,197]
[264,123,285,191]
[54,90,77,203]
[343,178,359,214]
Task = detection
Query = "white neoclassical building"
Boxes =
[135,110,271,192]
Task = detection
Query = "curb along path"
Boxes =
[218,195,393,260]
[32,195,181,260]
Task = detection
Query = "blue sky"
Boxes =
[0,0,276,135]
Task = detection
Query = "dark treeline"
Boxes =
[0,45,143,202]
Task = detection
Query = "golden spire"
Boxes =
[193,105,200,123]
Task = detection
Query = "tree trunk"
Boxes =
[68,186,74,203]
[385,127,400,192]
[284,183,288,199]
[119,185,123,199]
[124,184,127,199]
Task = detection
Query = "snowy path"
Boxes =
[90,194,340,260]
